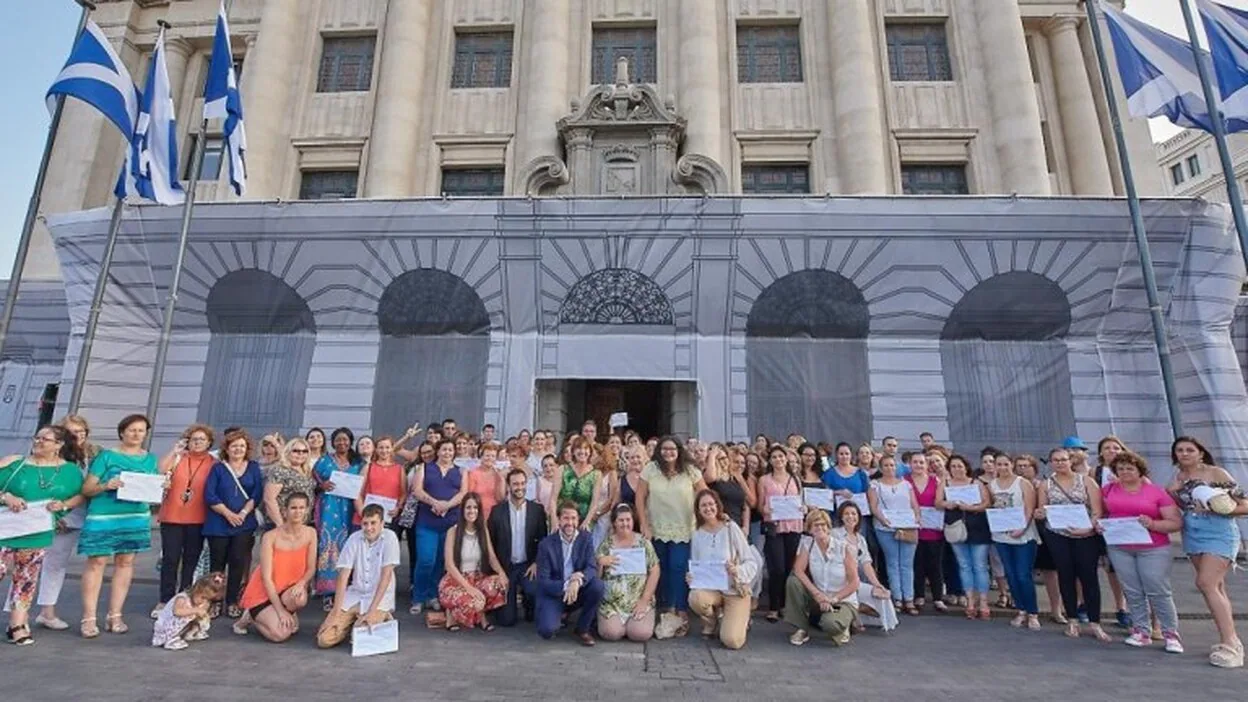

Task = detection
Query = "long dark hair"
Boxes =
[40,424,84,465]
[1171,435,1216,466]
[452,492,494,576]
[329,427,359,465]
[651,435,693,478]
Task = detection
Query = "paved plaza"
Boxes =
[5,536,1246,700]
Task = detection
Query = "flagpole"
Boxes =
[1086,0,1185,439]
[146,1,232,433]
[1180,0,1248,273]
[0,0,95,362]
[67,196,124,413]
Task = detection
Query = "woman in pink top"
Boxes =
[907,453,947,612]
[1101,450,1183,652]
[354,436,406,527]
[759,444,804,623]
[465,443,504,522]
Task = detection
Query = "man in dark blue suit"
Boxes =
[534,500,604,645]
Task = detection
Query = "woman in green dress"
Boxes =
[78,414,160,638]
[594,503,659,642]
[550,436,599,526]
[0,424,85,645]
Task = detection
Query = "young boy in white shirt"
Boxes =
[315,503,401,648]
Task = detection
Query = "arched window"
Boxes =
[559,268,674,325]
[941,271,1075,457]
[746,270,872,442]
[198,269,316,435]
[372,269,490,437]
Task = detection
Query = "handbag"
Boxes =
[396,496,419,529]
[896,528,919,543]
[943,519,967,544]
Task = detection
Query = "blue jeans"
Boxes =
[412,525,448,604]
[950,542,991,594]
[873,528,917,601]
[995,541,1038,614]
[652,539,691,612]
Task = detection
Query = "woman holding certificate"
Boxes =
[759,444,804,623]
[1036,448,1108,642]
[785,509,859,646]
[354,436,407,529]
[0,425,84,646]
[312,427,360,609]
[687,490,757,648]
[78,414,159,638]
[1100,451,1182,652]
[868,455,920,616]
[1168,436,1248,668]
[987,453,1041,631]
[596,503,659,642]
[937,455,992,620]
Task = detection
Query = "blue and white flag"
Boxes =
[1100,3,1218,132]
[116,26,185,206]
[204,1,247,195]
[46,19,140,140]
[1198,0,1248,131]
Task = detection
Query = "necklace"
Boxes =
[35,462,65,491]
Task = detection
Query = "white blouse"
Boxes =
[798,534,858,606]
[460,530,483,573]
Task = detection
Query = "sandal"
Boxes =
[103,613,128,635]
[1049,613,1068,625]
[482,622,495,632]
[1010,612,1026,628]
[965,606,977,620]
[996,593,1011,609]
[904,602,920,616]
[1027,615,1041,631]
[933,601,949,613]
[227,605,243,619]
[80,618,99,639]
[978,605,992,620]
[1065,622,1081,639]
[209,602,222,619]
[6,624,34,646]
[1089,624,1112,643]
[1210,642,1245,668]
[765,612,780,623]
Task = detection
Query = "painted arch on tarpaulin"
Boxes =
[745,269,873,443]
[198,269,317,436]
[940,271,1076,459]
[371,268,490,437]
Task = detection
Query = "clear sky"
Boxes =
[0,1,1244,275]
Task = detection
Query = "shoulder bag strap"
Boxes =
[1,458,25,494]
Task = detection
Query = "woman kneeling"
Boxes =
[596,504,659,641]
[438,492,508,631]
[233,492,317,641]
[785,510,859,646]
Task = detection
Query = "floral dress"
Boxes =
[151,593,207,647]
[262,464,318,525]
[313,454,362,595]
[595,535,658,619]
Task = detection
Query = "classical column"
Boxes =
[1044,17,1113,195]
[515,0,571,179]
[364,0,432,197]
[830,1,889,193]
[974,0,1051,194]
[678,0,723,167]
[241,0,302,198]
[163,36,194,114]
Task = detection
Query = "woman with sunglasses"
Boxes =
[0,425,84,645]
[152,424,215,619]
[262,439,318,531]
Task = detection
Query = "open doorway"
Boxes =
[534,379,698,443]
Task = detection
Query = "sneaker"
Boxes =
[409,602,423,615]
[1076,605,1089,624]
[1115,610,1132,630]
[1124,630,1151,648]
[34,614,69,631]
[1163,633,1184,654]
[427,599,443,612]
[184,628,209,642]
[162,637,188,651]
[833,628,851,646]
[789,629,810,646]
[150,603,164,620]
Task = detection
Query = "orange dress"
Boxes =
[466,467,501,520]
[240,544,308,610]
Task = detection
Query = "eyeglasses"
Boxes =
[33,435,59,443]
[290,448,309,454]
[189,436,209,443]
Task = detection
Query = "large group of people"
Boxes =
[0,414,1245,669]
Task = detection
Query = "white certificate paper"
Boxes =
[768,495,804,521]
[688,560,730,591]
[609,412,629,428]
[944,484,982,506]
[352,618,399,658]
[803,488,836,511]
[610,547,647,576]
[919,507,945,530]
[1100,517,1154,546]
[364,494,398,513]
[0,501,53,540]
[328,471,364,500]
[1045,504,1092,531]
[987,507,1027,533]
[882,508,918,529]
[116,472,165,504]
[840,492,872,516]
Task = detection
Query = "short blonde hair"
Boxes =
[804,509,832,533]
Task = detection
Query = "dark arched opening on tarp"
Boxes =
[372,269,490,436]
[941,271,1075,457]
[198,269,316,435]
[746,270,872,443]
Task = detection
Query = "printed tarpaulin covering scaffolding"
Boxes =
[44,196,1248,486]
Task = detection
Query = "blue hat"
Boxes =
[1061,436,1087,450]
